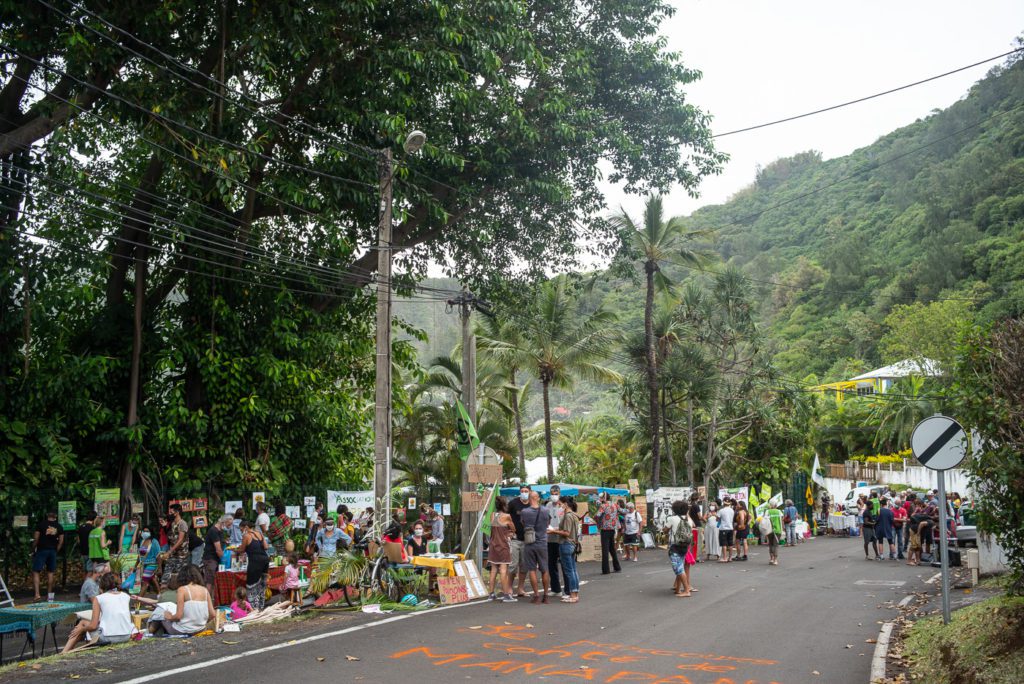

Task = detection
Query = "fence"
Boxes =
[826,459,910,482]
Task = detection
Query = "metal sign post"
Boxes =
[910,414,968,626]
[936,469,951,624]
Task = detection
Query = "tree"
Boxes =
[476,315,531,478]
[609,195,707,487]
[948,319,1024,593]
[879,300,976,368]
[865,376,937,452]
[1,0,721,501]
[517,277,622,480]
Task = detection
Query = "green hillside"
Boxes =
[593,54,1024,384]
[397,54,1024,413]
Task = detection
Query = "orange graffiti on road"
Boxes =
[391,625,786,684]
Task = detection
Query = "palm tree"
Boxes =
[609,195,707,487]
[867,376,936,452]
[520,276,623,480]
[476,315,531,478]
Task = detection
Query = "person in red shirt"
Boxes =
[893,498,908,560]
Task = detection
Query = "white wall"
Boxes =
[978,532,1010,576]
[822,467,971,507]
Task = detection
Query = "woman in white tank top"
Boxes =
[61,573,135,653]
[162,566,214,635]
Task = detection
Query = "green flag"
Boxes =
[456,399,479,462]
[480,487,497,536]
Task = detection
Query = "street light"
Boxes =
[374,130,426,528]
[404,130,427,154]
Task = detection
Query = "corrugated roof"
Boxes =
[849,358,941,381]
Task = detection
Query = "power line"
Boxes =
[713,47,1024,138]
[32,0,464,196]
[660,100,1024,303]
[3,167,461,299]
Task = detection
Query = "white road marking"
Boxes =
[116,599,486,684]
[854,580,906,587]
[898,594,915,607]
[925,572,942,584]
[869,622,895,682]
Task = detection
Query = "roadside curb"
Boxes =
[869,594,913,683]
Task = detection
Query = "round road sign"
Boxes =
[911,415,968,471]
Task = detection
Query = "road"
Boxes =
[6,536,937,684]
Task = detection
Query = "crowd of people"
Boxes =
[851,489,965,564]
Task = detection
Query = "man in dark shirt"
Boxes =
[202,515,231,592]
[507,484,531,596]
[77,510,97,579]
[518,491,551,604]
[32,510,64,602]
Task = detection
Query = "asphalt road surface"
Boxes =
[7,536,938,684]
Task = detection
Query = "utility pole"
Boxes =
[459,290,477,558]
[373,148,394,521]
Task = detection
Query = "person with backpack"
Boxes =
[663,500,693,598]
[783,499,799,547]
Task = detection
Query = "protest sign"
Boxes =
[326,490,374,512]
[438,577,469,604]
[58,501,77,531]
[225,501,243,516]
[285,506,300,520]
[303,496,316,507]
[647,487,693,528]
[467,464,502,483]
[251,492,266,509]
[717,486,749,505]
[95,488,120,525]
[454,561,487,599]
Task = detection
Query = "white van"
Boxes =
[842,484,886,515]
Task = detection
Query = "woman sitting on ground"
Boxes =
[62,572,134,653]
[147,566,214,635]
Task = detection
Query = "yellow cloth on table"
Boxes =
[410,554,465,576]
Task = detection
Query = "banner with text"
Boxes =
[326,490,375,513]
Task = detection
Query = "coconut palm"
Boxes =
[476,315,531,478]
[867,376,936,452]
[609,195,708,487]
[519,276,623,480]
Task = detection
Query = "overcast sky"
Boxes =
[602,0,1024,223]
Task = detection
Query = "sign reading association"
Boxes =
[326,490,375,513]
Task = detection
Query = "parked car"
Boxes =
[842,485,886,515]
[955,504,978,547]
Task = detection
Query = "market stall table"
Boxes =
[828,513,858,534]
[0,601,89,659]
[215,566,286,605]
[410,554,465,577]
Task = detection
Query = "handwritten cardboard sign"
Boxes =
[438,576,469,604]
[628,479,640,495]
[461,491,488,512]
[467,464,502,483]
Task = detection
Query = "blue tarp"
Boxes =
[498,483,631,499]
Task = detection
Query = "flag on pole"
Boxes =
[760,484,772,502]
[748,486,759,518]
[480,487,497,536]
[811,453,826,488]
[805,483,814,506]
[455,399,479,462]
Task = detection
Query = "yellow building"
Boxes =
[810,358,940,403]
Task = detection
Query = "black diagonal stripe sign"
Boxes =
[911,415,968,471]
[916,422,964,465]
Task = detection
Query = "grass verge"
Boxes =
[902,592,1024,684]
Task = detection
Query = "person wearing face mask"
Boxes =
[507,484,532,597]
[314,517,350,559]
[544,486,566,597]
[119,515,141,555]
[160,504,190,586]
[406,522,428,557]
[137,526,162,596]
[202,515,232,593]
[703,500,721,561]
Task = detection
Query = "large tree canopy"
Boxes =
[0,1,721,506]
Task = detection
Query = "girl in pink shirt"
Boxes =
[283,554,301,603]
[229,587,253,619]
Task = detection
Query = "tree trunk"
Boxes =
[543,378,554,481]
[510,370,526,478]
[662,390,676,486]
[703,404,718,500]
[644,261,661,486]
[21,259,30,375]
[685,399,696,487]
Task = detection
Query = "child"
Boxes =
[229,586,252,620]
[157,575,179,605]
[283,554,301,604]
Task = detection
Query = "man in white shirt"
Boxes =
[717,499,735,563]
[622,501,643,562]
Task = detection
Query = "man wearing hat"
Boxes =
[31,510,65,603]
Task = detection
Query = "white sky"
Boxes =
[603,0,1024,223]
